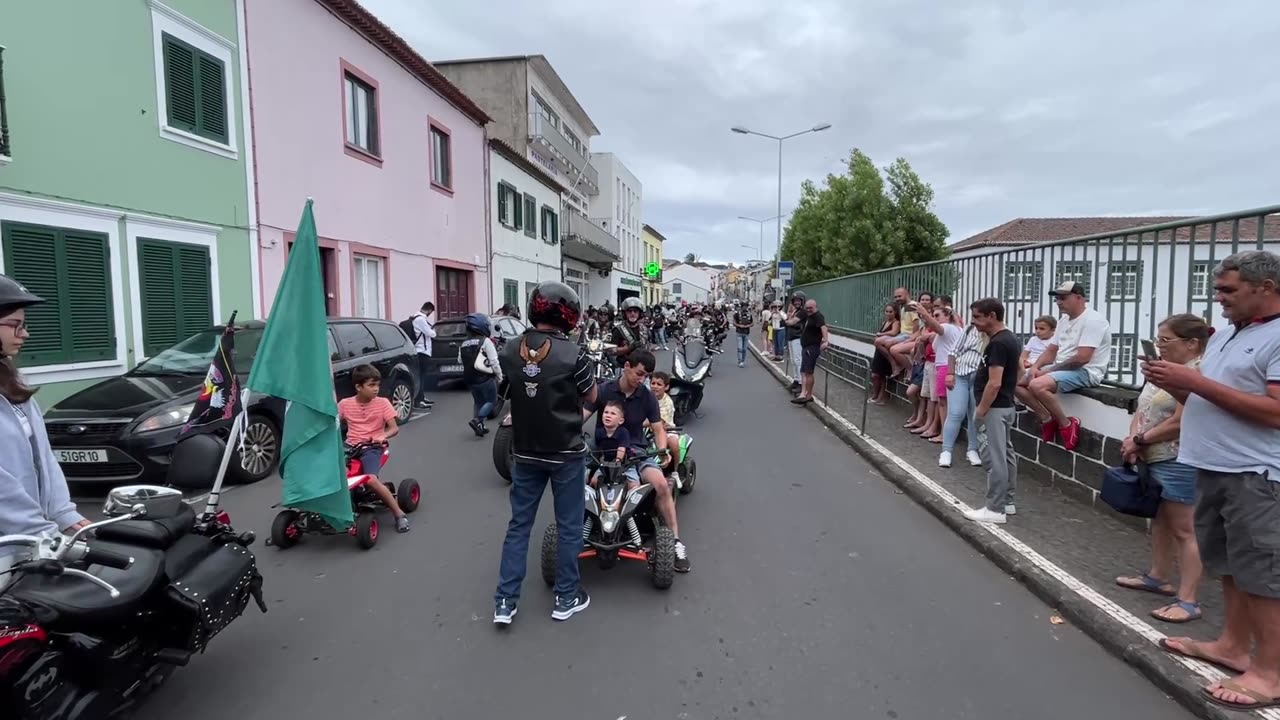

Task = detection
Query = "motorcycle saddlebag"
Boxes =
[165,543,262,652]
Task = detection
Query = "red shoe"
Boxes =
[1061,417,1082,450]
[1039,417,1059,442]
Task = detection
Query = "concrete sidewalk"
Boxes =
[752,341,1269,720]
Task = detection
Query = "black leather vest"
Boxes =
[498,329,586,458]
[459,337,485,385]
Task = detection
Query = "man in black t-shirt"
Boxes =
[783,292,808,389]
[791,298,829,405]
[966,297,1022,524]
[733,303,754,368]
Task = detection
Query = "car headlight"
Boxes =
[135,402,196,434]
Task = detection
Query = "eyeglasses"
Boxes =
[0,319,27,332]
[1155,336,1188,346]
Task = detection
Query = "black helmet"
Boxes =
[790,291,807,303]
[0,274,44,311]
[527,281,581,333]
[621,297,644,313]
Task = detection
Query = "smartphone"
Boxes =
[1140,339,1159,360]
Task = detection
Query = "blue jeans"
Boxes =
[736,333,749,363]
[942,372,985,454]
[773,329,786,357]
[469,377,497,421]
[655,326,667,346]
[495,456,587,602]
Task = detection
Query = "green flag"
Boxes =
[248,200,352,530]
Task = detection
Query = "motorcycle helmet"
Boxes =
[527,280,582,333]
[790,290,807,304]
[620,297,644,319]
[464,312,491,336]
[0,273,44,313]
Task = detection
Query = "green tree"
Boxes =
[780,149,949,284]
[683,252,697,264]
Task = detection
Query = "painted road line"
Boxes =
[748,341,1279,719]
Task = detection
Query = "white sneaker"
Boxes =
[938,451,952,468]
[966,450,982,466]
[963,507,1007,524]
[1004,504,1017,516]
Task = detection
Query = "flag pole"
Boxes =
[203,310,241,519]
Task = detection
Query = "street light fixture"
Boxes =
[738,214,784,262]
[730,122,833,278]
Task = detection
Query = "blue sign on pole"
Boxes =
[778,261,795,287]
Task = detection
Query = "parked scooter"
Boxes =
[0,434,265,720]
[668,336,719,425]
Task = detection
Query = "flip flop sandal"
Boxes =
[1157,637,1249,674]
[927,436,943,444]
[1115,573,1177,596]
[1151,600,1202,624]
[1201,679,1280,711]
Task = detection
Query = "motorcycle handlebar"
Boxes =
[81,546,134,570]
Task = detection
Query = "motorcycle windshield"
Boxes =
[682,341,706,367]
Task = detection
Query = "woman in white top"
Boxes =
[915,305,964,444]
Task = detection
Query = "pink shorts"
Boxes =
[935,364,949,399]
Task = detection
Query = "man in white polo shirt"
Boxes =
[1144,251,1280,711]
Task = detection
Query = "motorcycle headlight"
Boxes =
[690,366,710,383]
[674,361,689,380]
[135,402,196,434]
[600,510,620,534]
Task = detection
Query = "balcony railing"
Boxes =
[0,46,11,162]
[529,113,598,193]
[562,211,620,264]
[792,206,1280,389]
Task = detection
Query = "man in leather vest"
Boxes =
[492,281,596,626]
[610,297,647,366]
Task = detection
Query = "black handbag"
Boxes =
[1100,463,1162,518]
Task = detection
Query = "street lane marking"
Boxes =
[749,341,1280,718]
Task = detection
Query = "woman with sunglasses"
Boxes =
[0,273,88,539]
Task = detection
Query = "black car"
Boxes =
[45,317,420,487]
[430,314,527,383]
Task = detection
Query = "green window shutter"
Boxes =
[512,186,523,229]
[163,34,198,134]
[196,53,228,143]
[1,222,66,365]
[61,231,115,361]
[497,183,508,226]
[138,239,212,356]
[523,195,537,238]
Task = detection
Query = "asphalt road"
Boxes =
[121,349,1192,720]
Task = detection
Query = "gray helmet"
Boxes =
[0,274,44,310]
[620,297,644,312]
[790,291,807,303]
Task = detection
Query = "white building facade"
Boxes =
[663,262,714,304]
[591,152,644,305]
[488,139,564,315]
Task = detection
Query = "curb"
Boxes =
[750,345,1238,720]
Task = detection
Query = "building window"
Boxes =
[1191,262,1211,299]
[1055,261,1092,298]
[523,194,537,238]
[137,238,212,357]
[353,255,386,319]
[672,282,683,294]
[533,93,560,129]
[343,67,379,158]
[564,127,582,154]
[503,279,519,309]
[161,33,228,145]
[540,205,558,244]
[1107,261,1141,300]
[0,47,11,161]
[1109,334,1135,375]
[1,221,115,367]
[429,122,451,191]
[497,182,518,228]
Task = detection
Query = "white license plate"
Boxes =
[441,364,463,373]
[55,448,109,463]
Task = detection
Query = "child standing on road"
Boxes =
[337,365,410,532]
[591,401,633,486]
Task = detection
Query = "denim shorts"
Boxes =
[591,455,660,484]
[347,445,384,476]
[1146,459,1197,505]
[1047,367,1095,393]
[910,362,924,387]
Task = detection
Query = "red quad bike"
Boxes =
[269,443,421,550]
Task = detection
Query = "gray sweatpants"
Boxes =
[977,406,1017,512]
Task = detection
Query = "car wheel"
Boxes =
[388,375,414,423]
[233,414,280,484]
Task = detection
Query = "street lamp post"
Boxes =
[738,214,783,262]
[731,123,832,278]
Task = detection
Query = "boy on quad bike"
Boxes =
[338,365,410,533]
[648,372,682,486]
[585,350,690,573]
[590,401,632,485]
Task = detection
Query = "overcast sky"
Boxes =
[362,0,1279,264]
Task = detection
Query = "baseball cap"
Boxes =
[1049,281,1086,298]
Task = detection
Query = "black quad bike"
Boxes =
[270,442,421,550]
[0,434,266,720]
[540,450,677,590]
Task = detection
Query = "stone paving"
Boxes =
[764,351,1226,639]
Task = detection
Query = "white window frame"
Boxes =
[0,191,130,384]
[1107,261,1141,300]
[148,1,239,159]
[1109,334,1136,374]
[352,254,386,319]
[1191,261,1211,299]
[125,214,222,363]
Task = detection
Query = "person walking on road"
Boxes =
[733,302,754,367]
[492,282,597,626]
[791,298,829,405]
[411,301,437,410]
[965,297,1021,525]
[459,313,503,437]
[1146,251,1280,711]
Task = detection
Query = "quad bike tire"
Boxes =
[270,509,300,549]
[398,478,422,513]
[539,523,558,588]
[678,456,696,495]
[650,526,676,590]
[492,425,514,483]
[356,511,379,549]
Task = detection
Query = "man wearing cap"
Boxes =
[1017,281,1111,451]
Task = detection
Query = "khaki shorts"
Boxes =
[922,361,937,399]
[1195,469,1280,598]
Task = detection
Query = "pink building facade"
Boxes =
[245,0,491,320]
